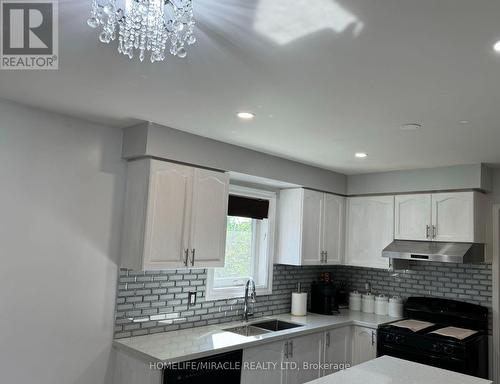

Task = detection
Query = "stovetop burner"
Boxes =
[389,319,435,333]
[429,326,479,341]
[381,320,484,343]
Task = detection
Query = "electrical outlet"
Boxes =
[188,291,196,308]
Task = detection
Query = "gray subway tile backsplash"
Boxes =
[114,262,492,339]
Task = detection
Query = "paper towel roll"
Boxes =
[291,292,307,316]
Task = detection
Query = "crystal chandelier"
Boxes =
[87,0,196,63]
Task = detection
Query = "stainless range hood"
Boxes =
[382,240,485,264]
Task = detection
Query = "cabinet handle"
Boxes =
[325,251,328,263]
[190,249,195,266]
[371,331,375,346]
[326,332,331,348]
[432,225,437,239]
[426,225,430,239]
[284,341,289,358]
[289,340,293,358]
[321,251,325,263]
[184,249,189,266]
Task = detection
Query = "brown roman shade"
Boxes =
[228,195,269,220]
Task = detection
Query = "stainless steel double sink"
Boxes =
[223,319,303,337]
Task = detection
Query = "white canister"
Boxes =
[361,293,375,313]
[388,296,404,317]
[375,294,389,315]
[349,291,362,311]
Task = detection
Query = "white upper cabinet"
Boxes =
[277,189,345,266]
[301,190,323,265]
[322,193,345,265]
[431,192,485,242]
[395,191,487,243]
[189,168,229,267]
[121,159,229,270]
[345,196,393,269]
[395,194,432,240]
[143,160,193,270]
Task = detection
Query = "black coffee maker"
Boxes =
[310,281,339,315]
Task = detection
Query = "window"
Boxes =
[206,185,276,300]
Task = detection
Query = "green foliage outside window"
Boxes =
[215,216,253,280]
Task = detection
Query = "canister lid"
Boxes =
[375,294,388,302]
[350,290,361,298]
[362,293,374,300]
[389,296,403,303]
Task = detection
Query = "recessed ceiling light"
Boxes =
[400,123,422,131]
[459,120,470,124]
[355,152,368,158]
[237,112,255,120]
[494,40,500,53]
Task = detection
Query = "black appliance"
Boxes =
[377,297,488,379]
[163,349,242,383]
[310,281,339,315]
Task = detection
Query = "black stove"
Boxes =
[377,297,489,379]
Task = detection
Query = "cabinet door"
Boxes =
[394,194,432,240]
[277,189,304,266]
[351,327,377,366]
[345,196,393,269]
[431,192,474,242]
[286,332,323,384]
[323,327,352,376]
[241,340,285,384]
[143,160,193,270]
[322,194,345,265]
[300,190,323,265]
[189,169,229,267]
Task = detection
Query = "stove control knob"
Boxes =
[394,336,404,344]
[385,334,394,342]
[431,343,441,352]
[443,345,453,355]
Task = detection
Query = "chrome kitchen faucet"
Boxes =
[243,278,256,321]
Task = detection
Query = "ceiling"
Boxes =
[1,0,500,174]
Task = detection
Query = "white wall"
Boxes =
[0,99,125,384]
[491,169,500,202]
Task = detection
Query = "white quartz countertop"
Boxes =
[305,356,492,384]
[113,309,400,363]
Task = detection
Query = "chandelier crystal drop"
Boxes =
[87,0,196,63]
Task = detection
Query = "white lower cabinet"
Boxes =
[241,339,286,384]
[322,327,352,376]
[242,327,363,384]
[285,333,323,384]
[351,326,377,366]
[114,349,162,384]
[241,332,323,384]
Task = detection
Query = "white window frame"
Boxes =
[205,185,276,301]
